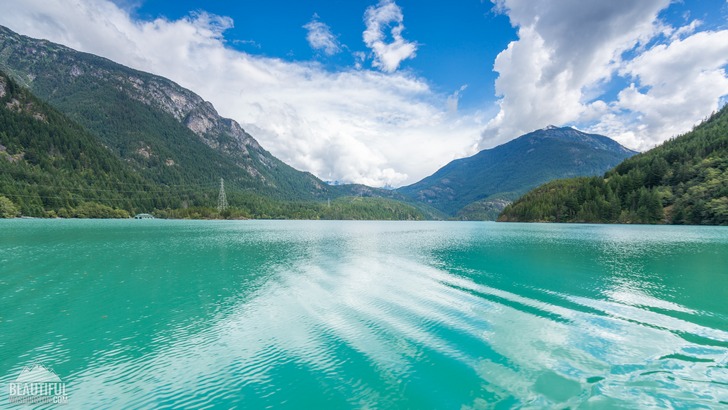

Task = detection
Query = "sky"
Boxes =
[1,0,728,187]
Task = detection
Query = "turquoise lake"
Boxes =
[1,220,727,408]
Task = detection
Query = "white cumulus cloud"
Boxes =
[484,0,728,151]
[362,0,418,73]
[0,0,481,187]
[610,30,728,149]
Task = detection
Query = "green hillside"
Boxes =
[499,106,728,225]
[0,70,158,217]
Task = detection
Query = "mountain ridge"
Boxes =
[0,25,338,201]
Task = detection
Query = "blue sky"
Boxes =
[128,0,727,111]
[3,0,728,186]
[129,0,517,110]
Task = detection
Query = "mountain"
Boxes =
[0,25,430,219]
[498,105,728,225]
[0,25,339,201]
[398,126,638,219]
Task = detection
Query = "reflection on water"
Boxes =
[1,220,727,408]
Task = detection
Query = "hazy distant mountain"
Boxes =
[398,126,638,219]
[499,105,728,225]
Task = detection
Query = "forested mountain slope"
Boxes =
[499,106,728,225]
[0,70,159,217]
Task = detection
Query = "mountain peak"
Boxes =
[398,126,638,219]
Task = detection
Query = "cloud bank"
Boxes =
[0,0,481,187]
[484,0,728,151]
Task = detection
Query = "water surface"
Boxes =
[1,220,727,408]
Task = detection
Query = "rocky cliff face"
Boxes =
[112,69,263,159]
[0,27,259,162]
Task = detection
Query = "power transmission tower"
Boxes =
[217,177,228,212]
